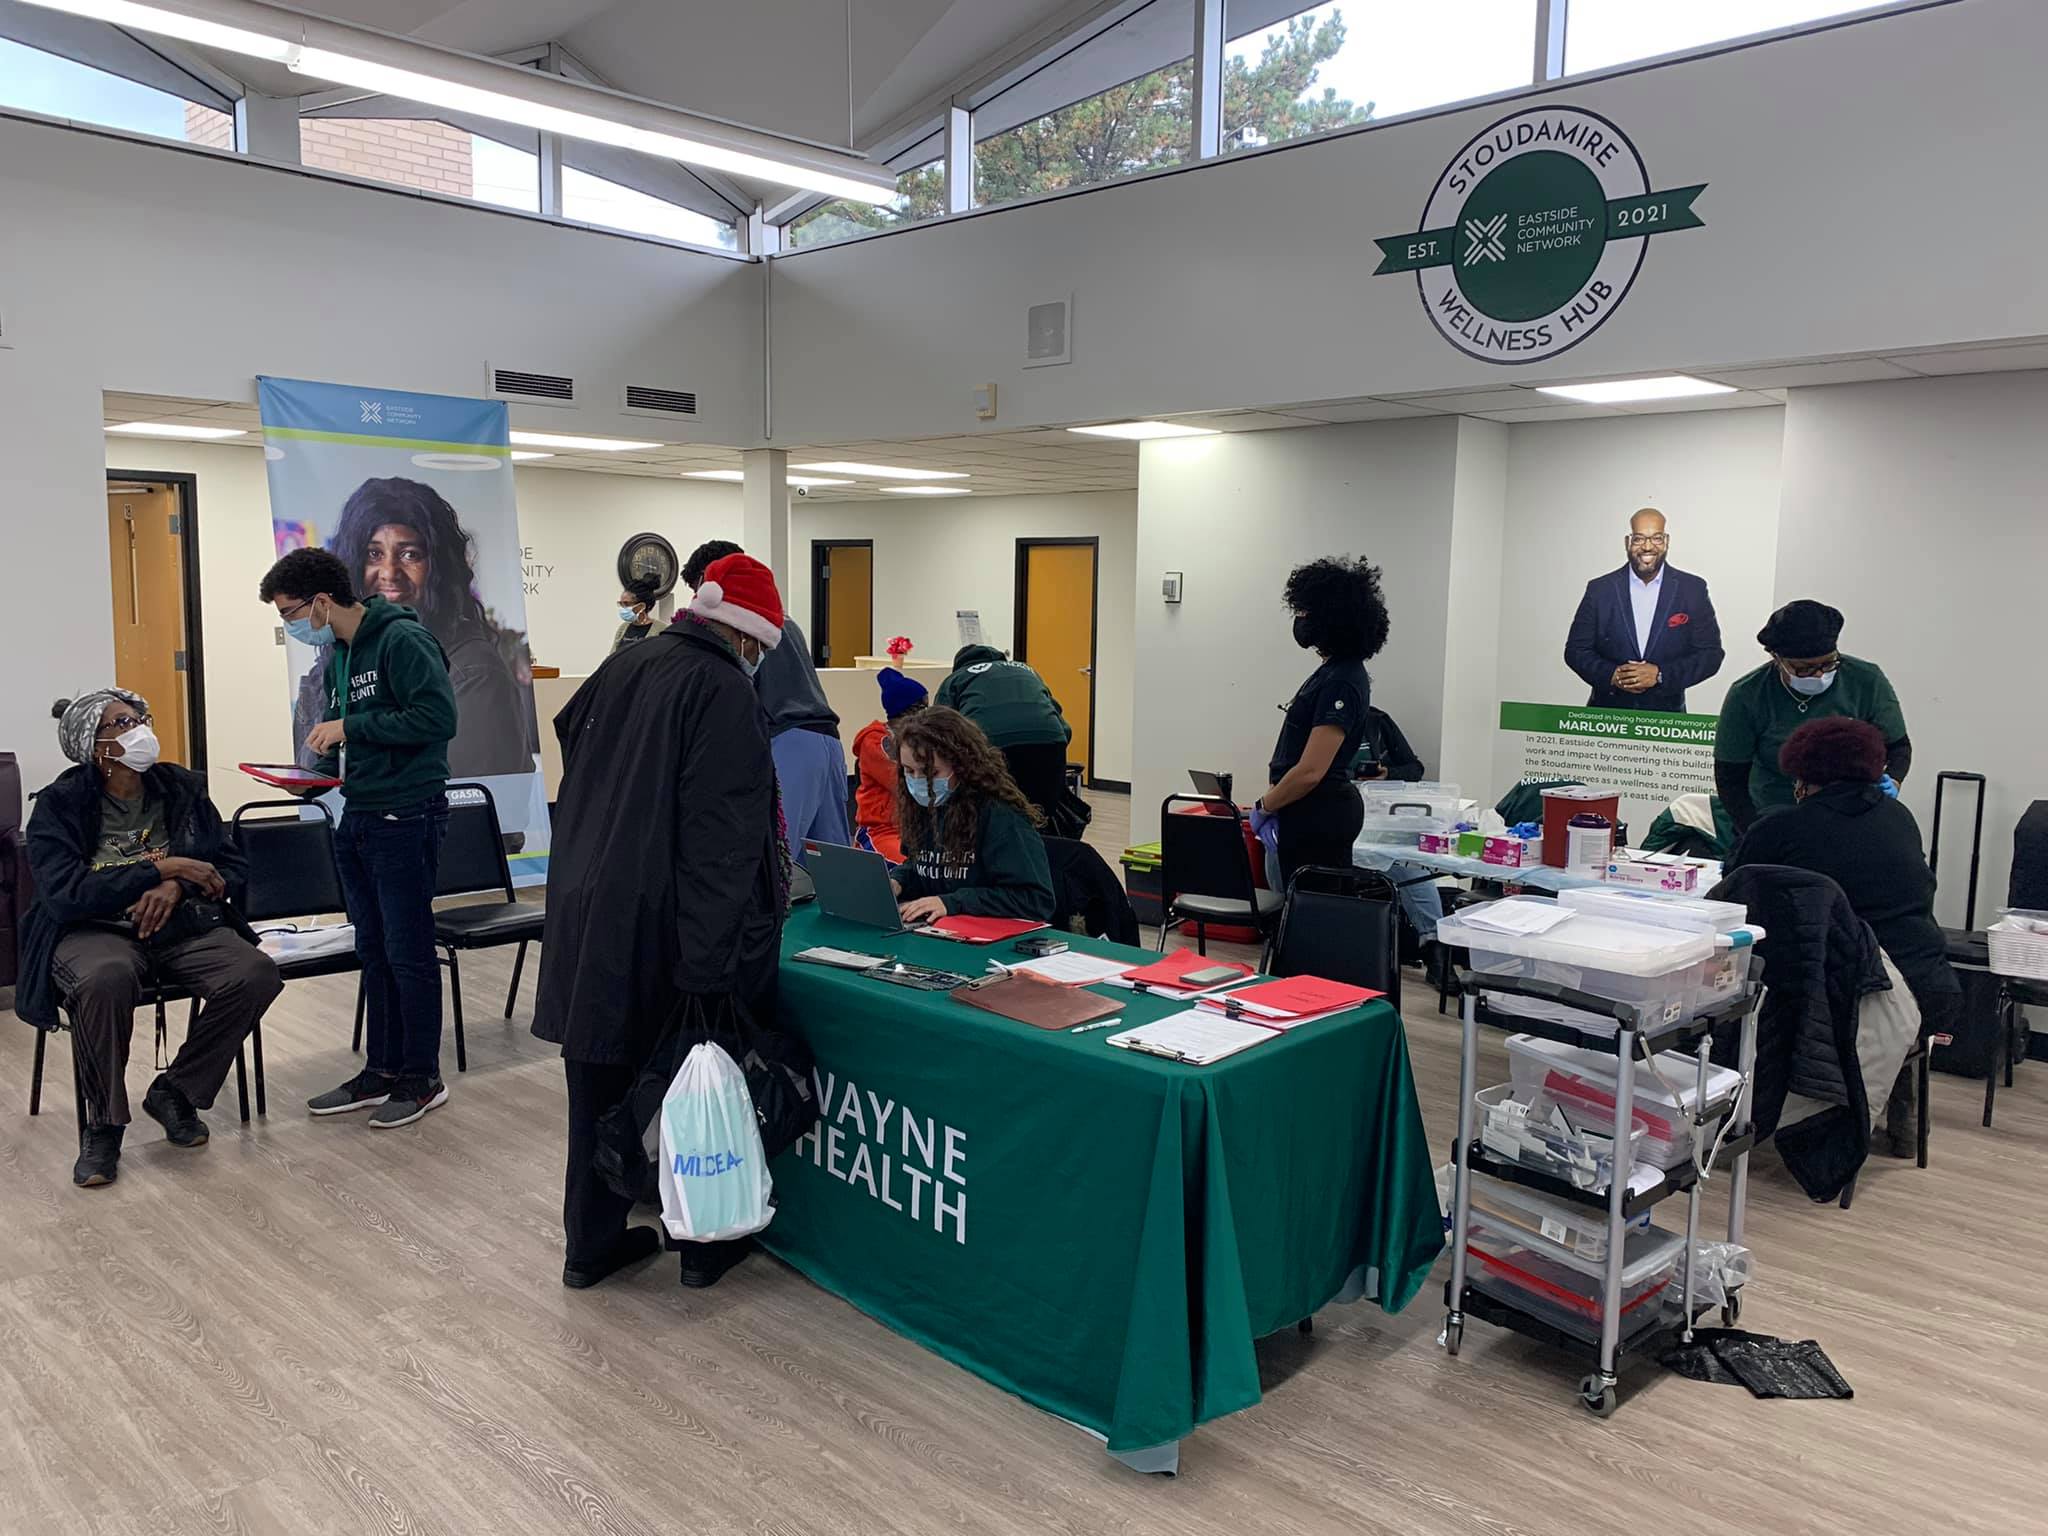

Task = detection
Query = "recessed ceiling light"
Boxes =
[1067,420,1219,440]
[1535,376,1737,405]
[882,485,972,497]
[509,430,662,451]
[106,421,247,440]
[509,450,553,462]
[795,461,969,480]
[681,470,853,487]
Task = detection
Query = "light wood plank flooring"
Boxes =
[1,790,2041,1534]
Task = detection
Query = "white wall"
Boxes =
[1440,419,1507,794]
[788,490,1137,784]
[770,0,2048,444]
[514,469,741,677]
[1776,371,2048,921]
[1,113,760,795]
[1131,417,1462,842]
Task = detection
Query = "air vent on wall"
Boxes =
[623,384,699,418]
[487,365,576,405]
[1023,295,1072,368]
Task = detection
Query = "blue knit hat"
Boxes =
[878,667,927,719]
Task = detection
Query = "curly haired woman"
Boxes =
[889,707,1055,925]
[1254,555,1392,887]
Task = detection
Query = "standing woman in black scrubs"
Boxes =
[1255,556,1390,887]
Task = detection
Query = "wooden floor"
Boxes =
[2,790,2043,1534]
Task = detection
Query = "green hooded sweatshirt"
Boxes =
[314,596,458,812]
[935,645,1071,749]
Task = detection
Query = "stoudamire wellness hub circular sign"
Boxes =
[1374,106,1706,363]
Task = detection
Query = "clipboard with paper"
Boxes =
[1106,1009,1279,1065]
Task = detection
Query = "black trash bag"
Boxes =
[592,995,820,1206]
[1662,1329,1853,1400]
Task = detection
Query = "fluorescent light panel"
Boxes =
[682,470,852,486]
[509,451,553,461]
[1536,375,1737,404]
[796,461,969,480]
[883,485,971,497]
[509,430,661,452]
[106,421,247,439]
[17,1,895,206]
[1067,420,1218,440]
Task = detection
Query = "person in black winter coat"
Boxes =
[534,554,792,1291]
[21,690,280,1189]
[1728,716,1959,1156]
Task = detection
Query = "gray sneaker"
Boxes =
[368,1077,449,1129]
[307,1069,394,1116]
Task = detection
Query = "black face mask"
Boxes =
[1292,613,1316,650]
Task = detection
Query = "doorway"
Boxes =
[104,472,206,769]
[810,540,874,667]
[1014,538,1098,784]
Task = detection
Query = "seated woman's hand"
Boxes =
[127,879,184,940]
[898,895,949,925]
[157,856,225,898]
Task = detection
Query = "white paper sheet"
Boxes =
[1105,1009,1279,1065]
[988,951,1139,986]
[1458,898,1577,937]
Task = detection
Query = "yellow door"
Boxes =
[1021,542,1096,781]
[105,485,191,765]
[822,543,872,667]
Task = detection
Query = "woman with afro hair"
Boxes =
[1728,715,1958,1156]
[1254,556,1391,886]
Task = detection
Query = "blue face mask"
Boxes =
[906,773,952,808]
[285,612,335,648]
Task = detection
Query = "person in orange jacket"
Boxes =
[852,668,927,862]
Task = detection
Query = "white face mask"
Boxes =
[741,644,763,679]
[109,723,160,772]
[1785,668,1837,697]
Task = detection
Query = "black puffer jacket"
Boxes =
[1710,864,1888,1202]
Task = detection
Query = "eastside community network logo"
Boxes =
[359,399,383,424]
[1374,106,1705,364]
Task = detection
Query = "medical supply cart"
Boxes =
[1440,930,1761,1416]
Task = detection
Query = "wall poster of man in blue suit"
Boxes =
[1562,507,1725,714]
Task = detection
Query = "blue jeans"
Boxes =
[772,728,850,865]
[336,797,449,1080]
[1384,861,1445,943]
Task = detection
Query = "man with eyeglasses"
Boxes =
[1713,599,1911,833]
[1564,507,1725,714]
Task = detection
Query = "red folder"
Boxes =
[1197,975,1380,1019]
[1122,950,1255,990]
[927,915,1050,944]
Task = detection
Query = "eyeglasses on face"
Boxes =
[1626,533,1670,548]
[1777,653,1840,677]
[98,713,151,735]
[278,597,317,620]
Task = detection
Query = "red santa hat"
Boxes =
[688,552,784,649]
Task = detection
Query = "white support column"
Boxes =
[236,93,302,164]
[746,208,783,256]
[1192,0,1226,160]
[741,448,791,590]
[538,132,564,217]
[1534,0,1569,81]
[944,102,974,212]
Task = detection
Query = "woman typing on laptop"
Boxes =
[890,708,1056,926]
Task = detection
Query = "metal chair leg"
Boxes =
[234,1047,250,1123]
[251,1021,266,1118]
[351,974,366,1053]
[29,1028,46,1116]
[1194,921,1208,957]
[447,947,468,1074]
[1916,1048,1930,1170]
[73,1049,88,1152]
[504,940,527,1019]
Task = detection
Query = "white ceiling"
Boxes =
[103,340,2048,501]
[179,0,1081,154]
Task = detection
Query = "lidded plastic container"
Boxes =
[1437,897,1716,1031]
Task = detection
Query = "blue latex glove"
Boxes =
[1879,774,1899,799]
[1249,802,1278,848]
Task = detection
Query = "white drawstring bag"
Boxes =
[657,1041,774,1243]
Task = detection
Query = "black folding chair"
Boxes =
[428,783,546,1073]
[234,799,363,1064]
[1156,794,1282,954]
[1263,865,1402,1012]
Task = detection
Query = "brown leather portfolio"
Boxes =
[951,972,1125,1030]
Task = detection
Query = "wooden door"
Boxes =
[1018,540,1097,782]
[816,542,873,666]
[105,485,190,765]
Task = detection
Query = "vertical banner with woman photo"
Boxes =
[256,376,548,883]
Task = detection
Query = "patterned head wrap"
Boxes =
[55,688,148,766]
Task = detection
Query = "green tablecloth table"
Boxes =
[761,909,1444,1464]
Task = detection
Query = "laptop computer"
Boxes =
[805,842,909,933]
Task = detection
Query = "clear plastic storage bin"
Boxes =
[1475,1083,1648,1192]
[1438,897,1717,1032]
[1507,1034,1740,1171]
[1465,1216,1684,1344]
[1557,886,1747,934]
[1356,781,1466,843]
[1437,1164,1649,1261]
